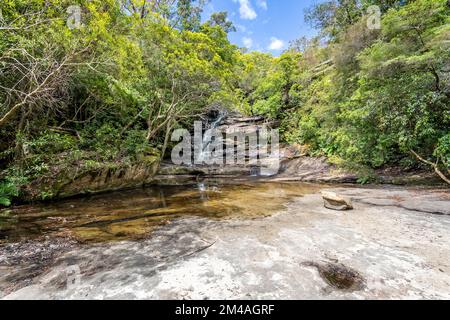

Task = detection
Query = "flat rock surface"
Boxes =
[1,186,450,300]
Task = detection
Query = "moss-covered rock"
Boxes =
[21,156,160,202]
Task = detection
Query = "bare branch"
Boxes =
[411,149,450,185]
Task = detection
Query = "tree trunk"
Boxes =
[160,120,174,161]
[411,150,450,185]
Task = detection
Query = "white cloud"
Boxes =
[256,0,268,10]
[268,37,285,51]
[243,37,253,48]
[232,0,257,20]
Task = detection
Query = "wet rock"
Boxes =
[0,236,79,294]
[277,157,358,183]
[158,112,360,184]
[321,191,353,211]
[22,158,160,202]
[0,236,78,267]
[2,187,450,299]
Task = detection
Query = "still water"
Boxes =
[0,182,323,243]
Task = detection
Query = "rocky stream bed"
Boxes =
[1,182,449,300]
[1,113,449,300]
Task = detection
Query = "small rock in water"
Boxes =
[321,191,353,211]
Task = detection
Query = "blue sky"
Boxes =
[202,0,321,54]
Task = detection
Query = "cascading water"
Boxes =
[197,110,228,165]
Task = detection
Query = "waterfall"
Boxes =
[197,110,228,165]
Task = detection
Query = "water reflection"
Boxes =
[0,182,322,244]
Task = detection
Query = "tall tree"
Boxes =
[205,12,236,33]
[176,0,205,31]
[305,0,362,39]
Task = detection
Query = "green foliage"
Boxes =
[0,181,19,207]
[271,0,450,180]
[305,0,362,39]
[237,51,302,118]
[0,0,242,194]
[27,132,77,155]
[206,12,236,33]
[435,134,450,169]
[304,0,415,40]
[1,0,449,193]
[176,0,203,31]
[82,124,121,160]
[122,130,151,159]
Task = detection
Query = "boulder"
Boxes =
[321,191,353,211]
